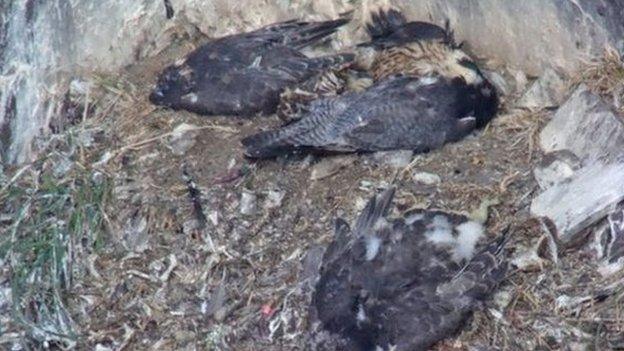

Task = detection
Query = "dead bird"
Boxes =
[149,14,353,117]
[358,8,456,47]
[276,67,373,123]
[312,188,509,351]
[276,8,497,126]
[355,7,467,81]
[242,71,497,158]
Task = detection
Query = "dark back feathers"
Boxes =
[242,74,497,158]
[150,15,351,116]
[359,8,457,49]
[312,189,510,351]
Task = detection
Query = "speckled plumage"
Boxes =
[276,9,457,122]
[356,9,484,86]
[312,188,508,351]
[149,16,352,116]
[242,74,496,158]
[276,67,372,122]
[273,8,498,139]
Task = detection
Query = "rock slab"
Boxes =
[531,162,624,244]
[540,85,624,164]
[394,0,624,76]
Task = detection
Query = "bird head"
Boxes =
[446,53,498,128]
[443,50,487,86]
[149,64,194,106]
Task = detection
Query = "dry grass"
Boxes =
[573,47,624,116]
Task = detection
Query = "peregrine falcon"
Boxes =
[149,15,352,116]
[312,188,509,351]
[242,72,497,158]
[355,8,468,82]
[242,8,498,158]
[276,8,457,122]
[357,8,455,50]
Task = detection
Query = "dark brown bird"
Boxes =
[242,9,498,158]
[149,15,352,116]
[277,8,454,122]
[355,8,468,82]
[312,188,509,351]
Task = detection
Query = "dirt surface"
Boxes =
[2,36,624,351]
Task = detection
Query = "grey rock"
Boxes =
[122,211,149,253]
[530,161,624,244]
[483,69,511,97]
[396,0,624,76]
[594,204,624,277]
[533,150,581,190]
[310,156,355,181]
[540,85,624,164]
[517,68,566,109]
[372,150,413,168]
[412,171,441,185]
[265,189,285,209]
[167,123,199,156]
[239,189,257,216]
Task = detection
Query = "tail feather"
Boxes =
[358,8,456,49]
[354,187,396,237]
[241,129,297,159]
[365,8,407,40]
[283,17,351,49]
[307,53,355,71]
[440,228,510,302]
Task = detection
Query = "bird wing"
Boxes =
[245,16,350,49]
[313,188,395,341]
[360,230,508,351]
[151,16,351,116]
[437,228,509,302]
[327,76,472,152]
[242,75,476,156]
[359,8,453,49]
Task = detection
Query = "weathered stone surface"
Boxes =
[310,156,356,181]
[594,204,624,277]
[239,189,258,216]
[517,69,566,109]
[530,162,624,244]
[372,150,413,168]
[392,0,624,76]
[412,171,441,186]
[533,151,581,190]
[167,123,199,155]
[540,85,624,164]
